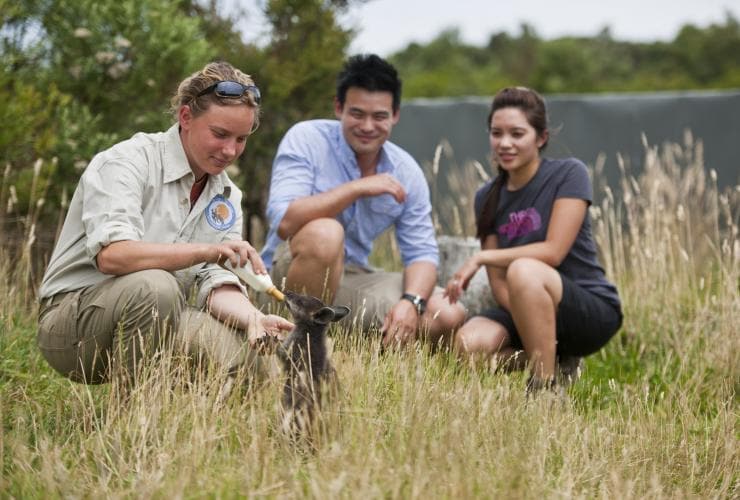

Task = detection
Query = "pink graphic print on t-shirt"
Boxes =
[498,207,542,240]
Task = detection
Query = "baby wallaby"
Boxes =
[278,290,350,440]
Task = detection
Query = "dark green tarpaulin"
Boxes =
[392,90,740,199]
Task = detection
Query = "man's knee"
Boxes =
[290,218,345,264]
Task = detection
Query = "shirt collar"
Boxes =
[163,123,194,183]
[162,123,227,194]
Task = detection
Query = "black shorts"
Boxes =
[476,274,623,357]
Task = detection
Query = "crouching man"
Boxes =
[261,54,466,348]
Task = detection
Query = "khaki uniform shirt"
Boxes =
[39,124,247,308]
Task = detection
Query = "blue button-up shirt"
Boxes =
[261,119,439,270]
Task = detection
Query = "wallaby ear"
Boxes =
[330,305,351,322]
[313,307,337,325]
[313,305,351,324]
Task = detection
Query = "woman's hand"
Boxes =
[204,240,267,274]
[248,313,293,347]
[444,254,482,304]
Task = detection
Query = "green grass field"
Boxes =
[1,138,737,498]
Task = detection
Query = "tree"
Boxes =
[1,0,216,218]
[39,0,213,134]
[386,15,740,98]
[0,0,358,243]
[236,0,353,240]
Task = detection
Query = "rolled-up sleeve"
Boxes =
[194,265,248,308]
[81,158,146,262]
[394,167,439,267]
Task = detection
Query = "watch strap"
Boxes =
[400,293,427,314]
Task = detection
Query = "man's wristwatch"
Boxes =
[400,293,427,315]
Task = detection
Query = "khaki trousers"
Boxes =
[269,240,406,331]
[37,269,275,385]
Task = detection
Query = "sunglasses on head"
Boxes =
[197,80,261,105]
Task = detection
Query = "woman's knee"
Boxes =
[133,270,182,310]
[506,258,561,294]
[425,292,466,332]
[118,270,184,333]
[506,258,542,285]
[453,317,509,355]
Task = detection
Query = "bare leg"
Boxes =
[420,290,466,344]
[505,258,563,382]
[285,218,344,302]
[453,316,512,364]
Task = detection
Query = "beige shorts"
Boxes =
[269,240,441,332]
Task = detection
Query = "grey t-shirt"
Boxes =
[475,157,621,310]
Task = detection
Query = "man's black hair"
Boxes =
[335,54,402,112]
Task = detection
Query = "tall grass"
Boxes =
[1,137,738,498]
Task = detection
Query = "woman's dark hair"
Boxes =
[476,87,549,241]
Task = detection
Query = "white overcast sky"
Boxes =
[228,0,740,56]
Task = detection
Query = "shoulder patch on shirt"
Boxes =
[205,195,236,231]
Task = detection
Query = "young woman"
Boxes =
[445,87,622,392]
[37,61,292,386]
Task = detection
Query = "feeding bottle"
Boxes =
[221,259,285,302]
